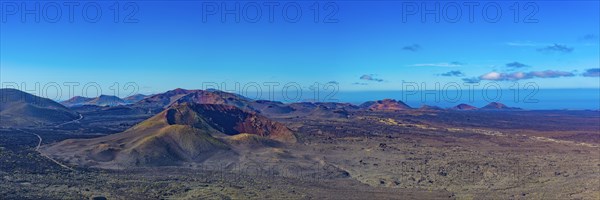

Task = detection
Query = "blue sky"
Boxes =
[1,1,599,98]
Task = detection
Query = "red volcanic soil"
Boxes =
[133,88,255,113]
[168,103,296,143]
[171,90,253,110]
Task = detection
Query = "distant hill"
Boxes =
[123,94,148,104]
[481,102,521,110]
[286,102,358,118]
[451,103,478,110]
[60,96,93,107]
[250,100,295,115]
[134,88,300,116]
[85,95,126,107]
[132,88,529,118]
[135,89,419,117]
[359,99,411,111]
[61,95,127,107]
[43,102,296,167]
[418,105,444,111]
[133,88,200,111]
[171,90,254,110]
[0,88,79,127]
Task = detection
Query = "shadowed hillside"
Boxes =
[0,89,79,127]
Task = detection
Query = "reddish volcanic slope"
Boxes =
[167,103,296,142]
[133,88,255,112]
[133,88,356,117]
[172,90,254,110]
[134,88,198,109]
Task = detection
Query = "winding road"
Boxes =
[16,128,75,171]
[55,113,83,128]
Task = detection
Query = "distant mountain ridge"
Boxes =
[132,88,523,115]
[85,95,126,107]
[123,94,149,103]
[60,96,94,107]
[133,88,272,114]
[45,86,528,114]
[61,94,148,107]
[451,102,522,111]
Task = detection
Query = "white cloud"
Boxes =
[480,72,502,80]
[478,70,575,81]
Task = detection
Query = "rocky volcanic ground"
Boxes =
[1,89,599,199]
[2,108,599,199]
